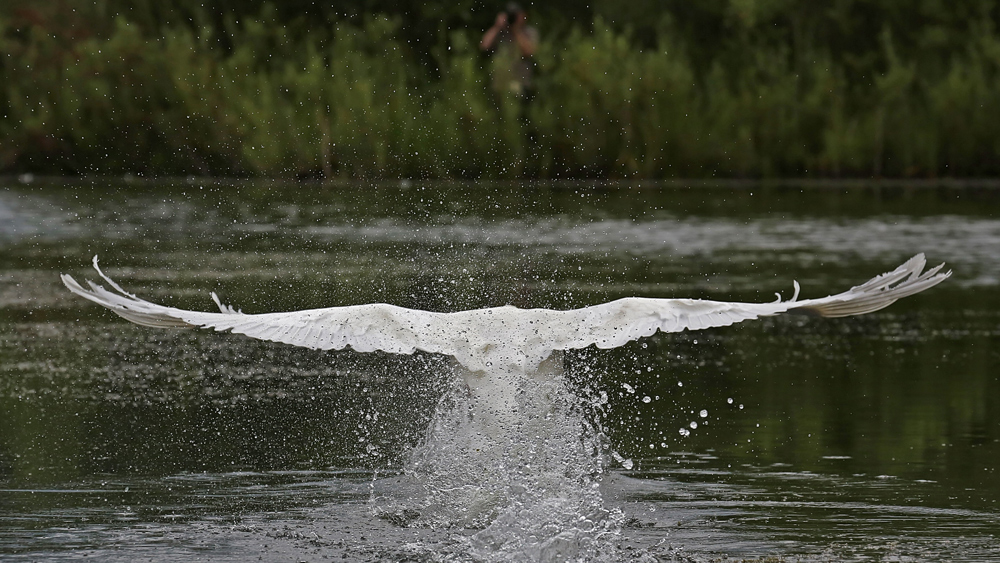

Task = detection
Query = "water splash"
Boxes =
[373,353,642,562]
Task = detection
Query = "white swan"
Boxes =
[62,254,949,375]
[61,254,951,533]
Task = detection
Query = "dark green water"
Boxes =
[1,180,998,561]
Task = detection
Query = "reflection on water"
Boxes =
[1,181,999,561]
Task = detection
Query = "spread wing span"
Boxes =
[62,254,949,372]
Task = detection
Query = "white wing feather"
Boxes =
[62,254,949,372]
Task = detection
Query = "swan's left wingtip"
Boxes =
[60,273,80,292]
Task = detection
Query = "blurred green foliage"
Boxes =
[2,0,1000,178]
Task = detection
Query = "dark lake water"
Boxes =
[1,179,998,561]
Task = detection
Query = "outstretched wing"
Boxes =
[61,257,459,357]
[62,254,949,372]
[544,253,949,352]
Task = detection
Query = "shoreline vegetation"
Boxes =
[3,1,1000,180]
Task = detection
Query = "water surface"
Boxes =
[1,180,998,561]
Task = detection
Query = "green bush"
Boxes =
[2,2,1000,178]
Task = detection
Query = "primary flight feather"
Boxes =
[62,254,949,373]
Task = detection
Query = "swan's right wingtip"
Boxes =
[788,254,949,318]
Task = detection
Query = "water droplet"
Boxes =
[679,428,690,437]
[622,383,635,394]
[689,421,698,429]
[699,409,708,418]
[727,397,734,404]
[642,396,651,403]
